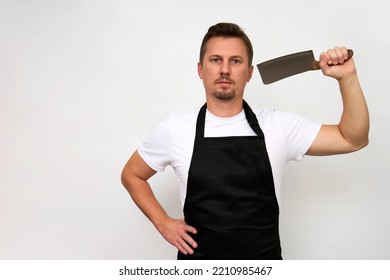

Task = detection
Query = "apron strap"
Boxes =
[243,100,264,138]
[195,103,207,139]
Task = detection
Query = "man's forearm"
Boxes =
[121,153,169,229]
[338,73,370,148]
[126,178,169,228]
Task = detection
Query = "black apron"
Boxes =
[178,100,282,260]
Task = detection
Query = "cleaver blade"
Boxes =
[257,49,353,85]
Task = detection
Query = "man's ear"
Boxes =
[247,65,254,82]
[198,62,203,79]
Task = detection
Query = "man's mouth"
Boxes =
[215,78,234,85]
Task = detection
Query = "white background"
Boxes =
[1,0,389,259]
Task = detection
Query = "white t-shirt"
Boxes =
[138,106,321,206]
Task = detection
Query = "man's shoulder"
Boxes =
[250,106,277,124]
[152,108,199,141]
[165,107,199,128]
[168,107,199,119]
[251,105,309,126]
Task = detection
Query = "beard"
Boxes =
[212,90,236,101]
[212,74,236,101]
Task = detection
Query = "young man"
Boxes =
[121,23,369,259]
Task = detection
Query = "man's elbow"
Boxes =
[120,169,129,188]
[360,136,369,149]
[350,136,369,152]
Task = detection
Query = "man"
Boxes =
[121,23,369,259]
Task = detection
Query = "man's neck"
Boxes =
[205,97,244,118]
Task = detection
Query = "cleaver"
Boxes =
[257,49,354,84]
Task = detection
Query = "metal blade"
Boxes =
[257,50,317,84]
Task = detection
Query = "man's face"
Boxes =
[198,37,253,101]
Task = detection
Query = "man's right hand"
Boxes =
[155,217,198,255]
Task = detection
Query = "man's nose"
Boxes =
[220,61,231,75]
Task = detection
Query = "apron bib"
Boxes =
[178,101,282,260]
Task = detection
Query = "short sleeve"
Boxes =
[274,110,321,161]
[138,117,171,172]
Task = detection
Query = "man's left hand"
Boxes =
[319,46,356,81]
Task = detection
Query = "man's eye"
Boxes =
[211,57,221,62]
[232,59,241,64]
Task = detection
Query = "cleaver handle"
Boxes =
[311,49,354,70]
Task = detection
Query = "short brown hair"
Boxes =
[199,22,254,66]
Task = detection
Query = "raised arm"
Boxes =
[307,47,369,156]
[121,151,197,254]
